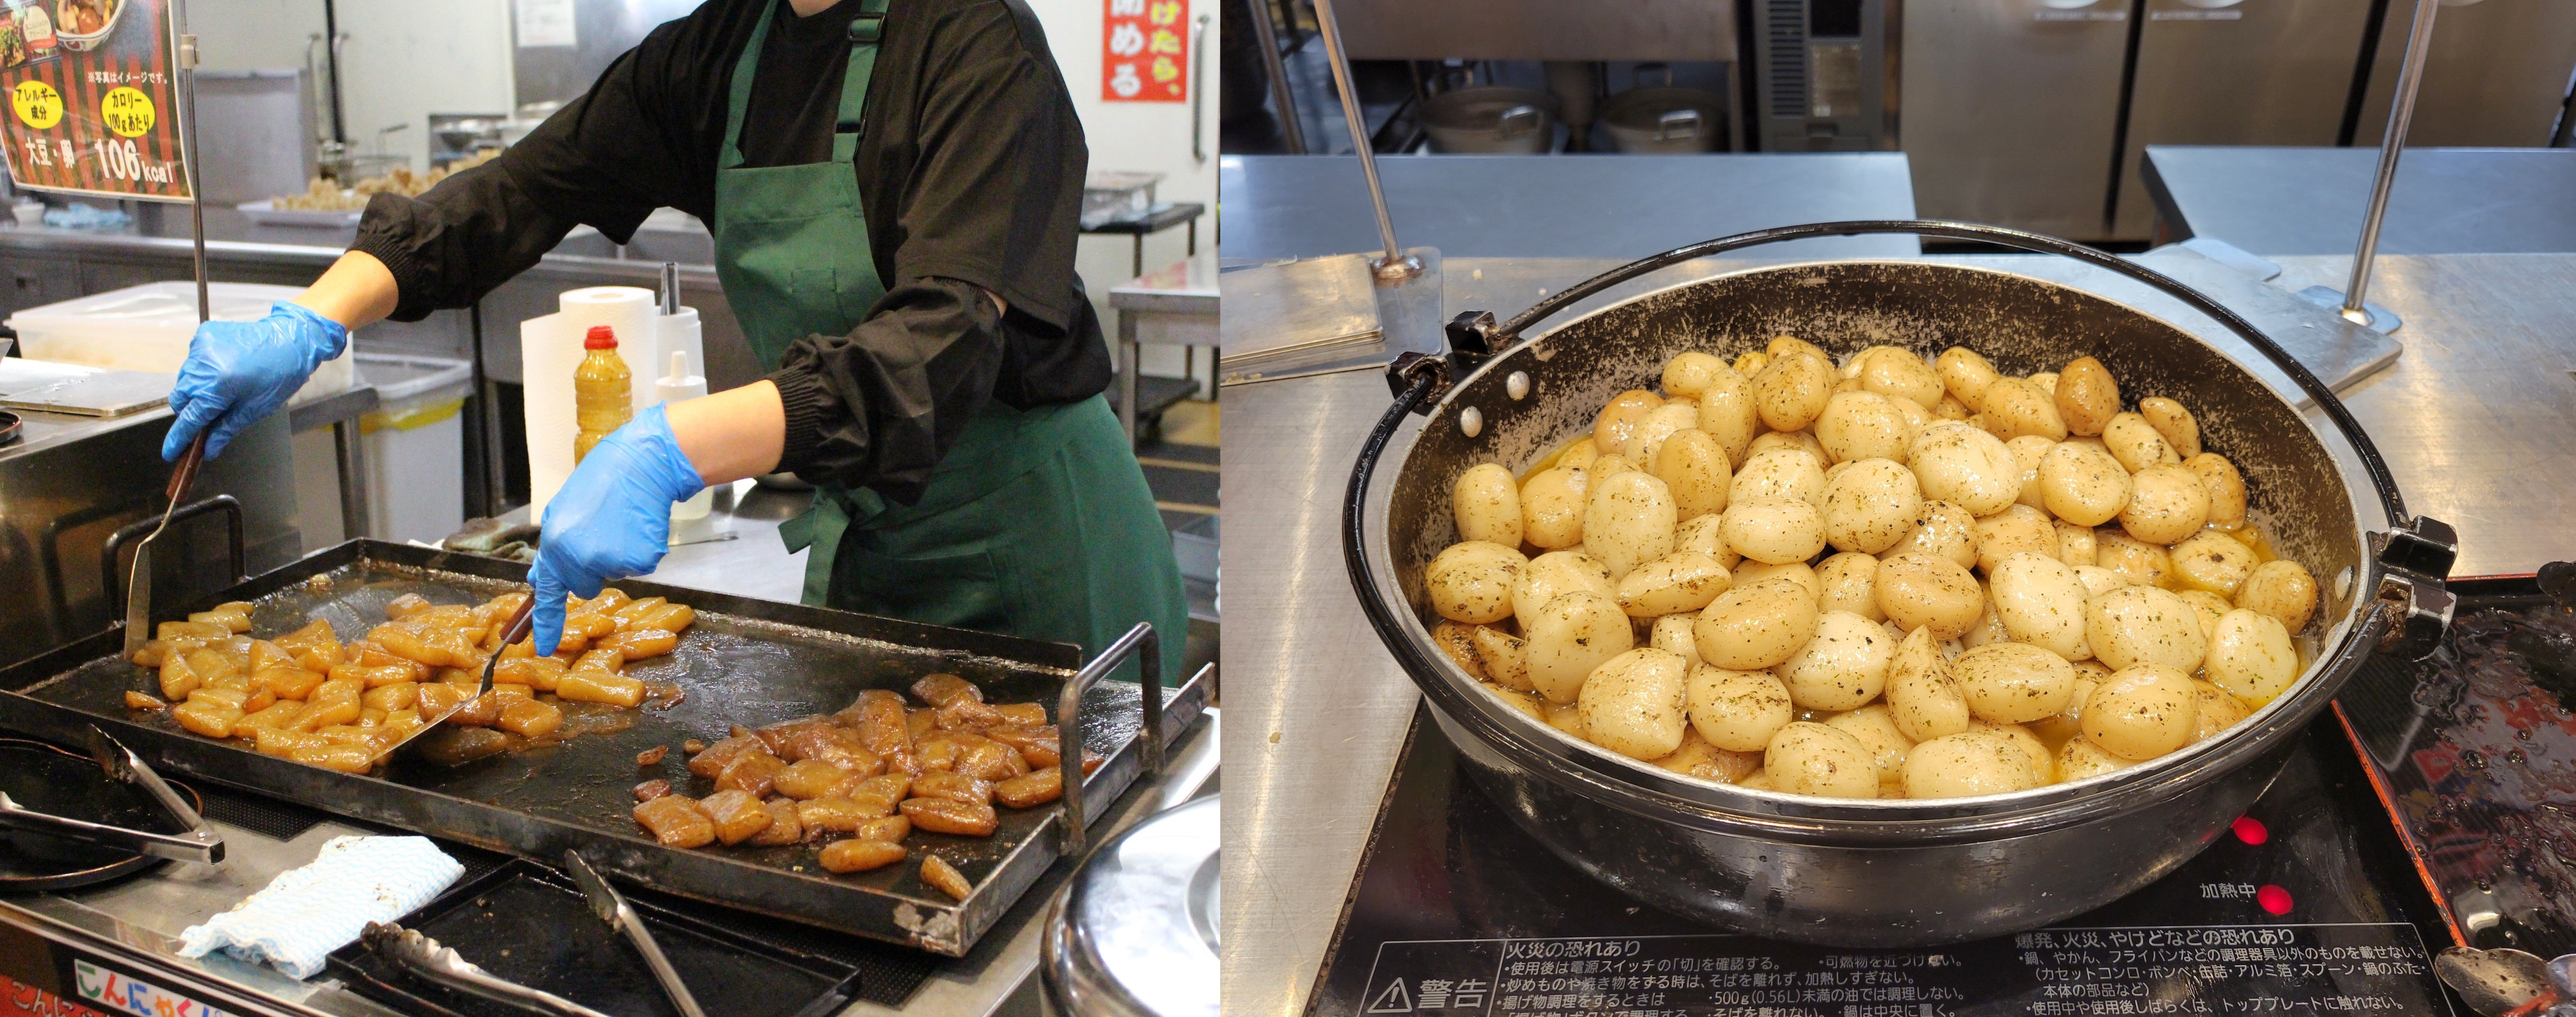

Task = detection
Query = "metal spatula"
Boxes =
[362,597,535,769]
[122,433,209,661]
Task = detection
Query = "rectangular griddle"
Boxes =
[0,540,1208,957]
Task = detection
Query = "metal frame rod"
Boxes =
[1310,0,1413,278]
[174,6,206,323]
[1246,0,1307,153]
[2341,0,2439,323]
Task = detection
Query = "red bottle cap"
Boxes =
[584,325,617,350]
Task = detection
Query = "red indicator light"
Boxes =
[2257,885,2293,915]
[2233,816,2269,845]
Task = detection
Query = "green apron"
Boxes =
[714,0,1188,685]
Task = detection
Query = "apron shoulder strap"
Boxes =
[836,0,890,136]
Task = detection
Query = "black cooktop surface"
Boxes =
[1307,708,2460,1017]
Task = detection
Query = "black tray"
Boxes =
[2337,572,2576,959]
[329,858,860,1017]
[0,540,1208,956]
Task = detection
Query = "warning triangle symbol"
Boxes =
[1366,978,1412,1013]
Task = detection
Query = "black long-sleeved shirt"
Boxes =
[351,0,1109,503]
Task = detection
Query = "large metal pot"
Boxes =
[1343,221,2457,946]
[1420,87,1560,154]
[1601,85,1727,153]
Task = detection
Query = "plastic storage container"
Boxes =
[354,352,474,544]
[4,281,353,404]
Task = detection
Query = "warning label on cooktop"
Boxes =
[1353,923,2449,1017]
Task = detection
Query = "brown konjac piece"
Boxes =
[683,738,708,755]
[839,690,912,757]
[910,770,993,806]
[636,745,668,767]
[687,735,766,778]
[714,751,786,797]
[795,797,869,835]
[920,855,972,900]
[994,767,1063,808]
[124,691,167,711]
[845,774,913,816]
[772,759,857,801]
[909,673,982,708]
[899,797,998,836]
[633,795,716,849]
[820,839,906,874]
[699,789,774,846]
[747,800,804,846]
[855,816,910,842]
[633,779,673,802]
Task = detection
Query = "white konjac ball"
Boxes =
[1950,641,2079,724]
[1720,498,1828,565]
[1452,462,1523,547]
[1730,448,1827,510]
[1763,721,1880,798]
[1511,550,1615,634]
[1519,466,1589,549]
[2038,440,2132,527]
[1823,703,1915,782]
[2118,464,2211,546]
[1815,390,1917,464]
[2205,608,2300,705]
[1873,552,1985,641]
[1615,551,1733,617]
[1884,626,1971,741]
[1973,504,2058,577]
[1686,664,1796,752]
[1694,579,1821,671]
[1820,458,1924,554]
[1524,591,1634,703]
[2081,664,2198,762]
[1577,647,1690,760]
[1624,402,1701,465]
[1425,541,1526,624]
[1773,610,1898,711]
[2169,531,2258,598]
[1880,500,1981,571]
[1910,424,2024,517]
[2057,737,2130,781]
[1584,471,1679,580]
[1986,553,2093,661]
[1902,731,2042,799]
[1815,552,1884,622]
[2087,586,2210,673]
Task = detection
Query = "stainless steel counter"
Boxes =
[1219,154,1923,261]
[2141,147,2576,255]
[0,708,1219,1017]
[1219,251,2576,1015]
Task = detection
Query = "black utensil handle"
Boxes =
[1481,219,2410,528]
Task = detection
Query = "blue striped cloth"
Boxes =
[177,835,465,979]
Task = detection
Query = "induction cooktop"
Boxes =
[1305,705,2460,1017]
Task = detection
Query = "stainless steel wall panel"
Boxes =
[1899,0,2131,237]
[2352,0,2576,147]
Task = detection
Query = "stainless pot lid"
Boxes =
[1419,87,1560,131]
[1041,794,1219,1017]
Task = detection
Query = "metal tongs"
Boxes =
[362,597,535,768]
[362,922,613,1017]
[564,850,705,1017]
[121,433,209,660]
[0,726,222,864]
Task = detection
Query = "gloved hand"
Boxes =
[528,404,707,655]
[164,302,350,460]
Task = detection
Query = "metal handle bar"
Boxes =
[1057,622,1163,855]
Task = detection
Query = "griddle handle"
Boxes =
[1057,621,1161,856]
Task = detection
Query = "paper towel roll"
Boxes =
[524,286,659,518]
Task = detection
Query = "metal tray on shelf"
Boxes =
[0,540,1207,957]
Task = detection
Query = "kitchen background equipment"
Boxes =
[0,539,1210,957]
[1345,219,2455,946]
[1748,0,1895,152]
[1599,73,1727,154]
[1419,86,1561,154]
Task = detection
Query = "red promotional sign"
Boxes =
[0,0,191,201]
[1101,0,1186,103]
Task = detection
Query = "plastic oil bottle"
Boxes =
[573,325,631,464]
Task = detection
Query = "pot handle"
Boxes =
[1654,108,1702,141]
[1427,219,2456,657]
[1495,105,1541,139]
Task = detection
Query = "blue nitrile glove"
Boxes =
[164,302,350,461]
[528,404,707,655]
